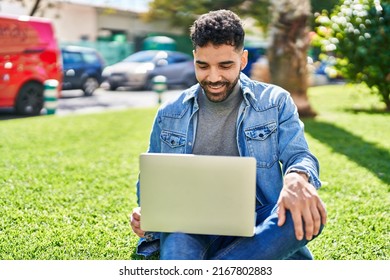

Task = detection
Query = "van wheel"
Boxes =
[82,77,99,96]
[15,82,44,115]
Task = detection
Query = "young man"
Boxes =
[130,9,327,260]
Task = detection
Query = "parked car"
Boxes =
[0,14,62,115]
[102,50,197,90]
[61,46,105,96]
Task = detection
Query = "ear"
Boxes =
[240,50,248,71]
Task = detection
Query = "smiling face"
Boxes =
[193,44,248,103]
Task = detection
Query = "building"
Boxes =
[0,0,186,64]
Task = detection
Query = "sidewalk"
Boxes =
[56,89,181,116]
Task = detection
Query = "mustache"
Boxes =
[201,81,229,87]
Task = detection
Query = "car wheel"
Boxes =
[108,83,118,91]
[82,77,99,96]
[15,82,44,115]
[145,78,154,91]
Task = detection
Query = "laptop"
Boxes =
[139,153,257,237]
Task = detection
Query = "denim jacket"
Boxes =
[135,73,321,257]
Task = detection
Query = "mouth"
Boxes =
[203,82,228,92]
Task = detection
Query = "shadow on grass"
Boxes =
[343,108,390,115]
[130,249,159,260]
[303,119,390,185]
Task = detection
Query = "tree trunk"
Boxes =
[268,0,316,118]
[29,0,42,16]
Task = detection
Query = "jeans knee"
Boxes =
[160,232,211,260]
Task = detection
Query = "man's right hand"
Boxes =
[130,207,145,238]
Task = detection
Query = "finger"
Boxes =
[310,205,322,236]
[131,217,141,228]
[129,213,138,227]
[130,207,145,238]
[132,207,141,220]
[130,219,145,238]
[133,227,145,238]
[318,200,327,225]
[291,210,304,240]
[302,209,314,240]
[277,204,286,227]
[132,212,140,222]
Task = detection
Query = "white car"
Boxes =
[102,50,197,90]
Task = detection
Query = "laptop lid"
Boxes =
[139,153,256,237]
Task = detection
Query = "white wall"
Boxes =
[0,1,183,43]
[0,2,25,15]
[0,1,96,42]
[50,4,97,42]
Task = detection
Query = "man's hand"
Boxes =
[277,172,327,241]
[130,207,145,238]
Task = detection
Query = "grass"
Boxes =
[0,84,388,260]
[303,84,389,260]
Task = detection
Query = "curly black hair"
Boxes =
[190,9,245,51]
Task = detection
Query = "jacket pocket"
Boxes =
[244,121,278,168]
[160,130,186,152]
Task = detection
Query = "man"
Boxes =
[131,9,327,260]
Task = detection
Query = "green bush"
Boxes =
[313,0,390,111]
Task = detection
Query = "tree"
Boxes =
[314,0,390,111]
[28,0,41,15]
[145,0,327,117]
[268,0,316,117]
[144,0,271,34]
[2,0,56,16]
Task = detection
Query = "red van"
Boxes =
[0,14,62,115]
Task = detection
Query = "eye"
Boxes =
[220,64,233,69]
[197,64,209,70]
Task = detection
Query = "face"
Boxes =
[193,44,248,102]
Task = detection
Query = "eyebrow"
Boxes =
[195,60,235,66]
[195,60,208,66]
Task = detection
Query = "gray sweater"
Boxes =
[193,82,243,156]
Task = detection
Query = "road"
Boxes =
[0,88,184,120]
[57,88,183,115]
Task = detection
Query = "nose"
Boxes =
[207,67,222,83]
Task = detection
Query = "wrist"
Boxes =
[287,169,309,181]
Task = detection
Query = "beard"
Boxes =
[200,72,240,103]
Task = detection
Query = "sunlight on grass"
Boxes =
[304,84,389,260]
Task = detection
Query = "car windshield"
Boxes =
[123,51,168,63]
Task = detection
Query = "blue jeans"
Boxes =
[160,204,323,260]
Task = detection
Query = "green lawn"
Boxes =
[0,84,388,260]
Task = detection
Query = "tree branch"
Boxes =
[29,0,41,16]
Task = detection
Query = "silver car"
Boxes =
[102,50,197,90]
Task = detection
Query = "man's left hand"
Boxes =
[277,172,327,241]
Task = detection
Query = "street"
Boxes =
[57,87,183,115]
[0,88,184,120]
